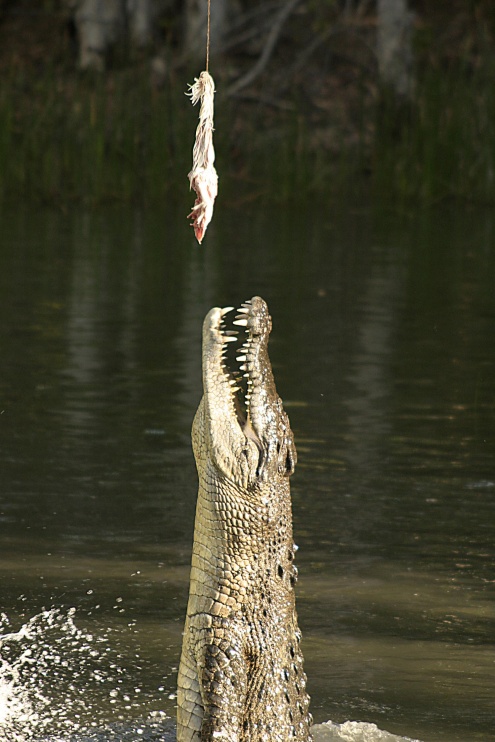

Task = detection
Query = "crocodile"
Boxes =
[177,296,312,742]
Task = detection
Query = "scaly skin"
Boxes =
[177,296,312,742]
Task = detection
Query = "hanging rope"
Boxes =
[206,0,211,71]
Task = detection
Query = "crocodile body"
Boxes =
[177,297,312,742]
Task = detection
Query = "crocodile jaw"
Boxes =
[193,296,296,488]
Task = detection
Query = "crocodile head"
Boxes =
[192,296,296,489]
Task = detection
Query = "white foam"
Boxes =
[312,720,421,742]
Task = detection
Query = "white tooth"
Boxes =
[239,364,247,371]
[237,306,249,314]
[221,306,234,315]
[223,336,237,342]
[236,355,247,362]
[243,372,250,378]
[233,319,248,326]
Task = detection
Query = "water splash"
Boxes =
[0,608,142,741]
[1,611,420,742]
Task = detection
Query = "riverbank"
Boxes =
[0,5,494,208]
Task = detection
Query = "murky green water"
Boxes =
[0,203,494,742]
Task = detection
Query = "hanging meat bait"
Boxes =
[187,70,218,244]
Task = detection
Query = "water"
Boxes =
[0,203,494,742]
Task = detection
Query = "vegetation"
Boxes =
[374,66,495,205]
[0,1,494,206]
[0,69,188,205]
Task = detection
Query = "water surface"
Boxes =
[0,203,494,741]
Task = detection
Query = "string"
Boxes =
[206,0,211,71]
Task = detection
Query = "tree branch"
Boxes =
[227,0,302,97]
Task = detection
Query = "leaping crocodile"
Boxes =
[177,296,312,741]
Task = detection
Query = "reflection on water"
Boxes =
[0,204,494,742]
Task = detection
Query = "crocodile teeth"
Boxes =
[222,336,237,343]
[221,306,234,316]
[236,355,247,362]
[237,305,250,314]
[233,318,248,326]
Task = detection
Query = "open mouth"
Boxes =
[204,296,293,481]
[217,298,258,429]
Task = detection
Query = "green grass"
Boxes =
[373,64,495,205]
[0,67,192,206]
[1,61,495,207]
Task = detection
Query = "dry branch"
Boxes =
[227,0,302,97]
